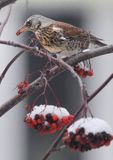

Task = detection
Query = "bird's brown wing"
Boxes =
[52,21,106,47]
[54,21,106,45]
[54,21,88,38]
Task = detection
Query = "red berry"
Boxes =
[104,141,110,146]
[32,119,37,125]
[37,119,42,124]
[88,70,94,76]
[79,70,85,76]
[23,80,29,88]
[68,115,74,121]
[17,82,23,89]
[24,116,32,123]
[51,123,57,129]
[52,115,59,121]
[76,128,80,134]
[81,73,87,78]
[75,135,81,142]
[62,116,70,124]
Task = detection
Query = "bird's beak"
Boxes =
[16,25,29,36]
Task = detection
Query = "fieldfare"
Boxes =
[16,15,106,58]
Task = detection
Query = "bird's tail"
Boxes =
[90,34,107,48]
[93,39,107,47]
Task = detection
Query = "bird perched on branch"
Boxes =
[16,15,106,58]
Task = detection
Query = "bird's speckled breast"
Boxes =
[35,26,66,53]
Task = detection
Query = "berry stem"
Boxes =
[88,73,113,102]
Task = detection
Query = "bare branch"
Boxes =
[0,4,12,36]
[0,0,16,9]
[87,73,113,102]
[0,40,36,84]
[0,50,24,84]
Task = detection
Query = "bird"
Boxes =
[16,15,106,58]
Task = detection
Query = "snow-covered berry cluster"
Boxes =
[74,62,93,78]
[24,105,74,134]
[62,117,113,152]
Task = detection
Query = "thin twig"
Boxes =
[0,39,34,84]
[0,4,12,36]
[0,50,24,84]
[87,73,113,102]
[52,145,66,152]
[0,0,16,9]
[41,72,113,160]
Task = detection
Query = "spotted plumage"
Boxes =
[16,15,106,58]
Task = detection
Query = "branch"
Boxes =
[0,40,113,66]
[67,45,113,65]
[41,73,113,160]
[87,73,113,102]
[0,63,82,117]
[0,0,16,9]
[0,50,24,84]
[0,40,113,116]
[0,40,39,84]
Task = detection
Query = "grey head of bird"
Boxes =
[16,15,54,35]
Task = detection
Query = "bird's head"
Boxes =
[16,15,54,36]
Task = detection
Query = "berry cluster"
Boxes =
[17,80,29,95]
[24,105,74,134]
[62,117,113,152]
[74,62,93,78]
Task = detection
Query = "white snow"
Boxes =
[27,104,70,119]
[83,49,90,52]
[78,62,90,71]
[68,117,113,135]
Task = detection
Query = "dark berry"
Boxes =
[85,144,91,151]
[69,132,75,139]
[88,132,94,139]
[35,114,39,120]
[101,132,112,141]
[46,113,53,122]
[35,124,43,130]
[78,127,85,135]
[71,140,80,148]
[80,144,86,152]
[91,133,102,145]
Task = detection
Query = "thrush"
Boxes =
[16,15,106,58]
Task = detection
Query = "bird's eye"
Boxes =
[26,20,32,27]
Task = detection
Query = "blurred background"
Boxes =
[0,0,113,160]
